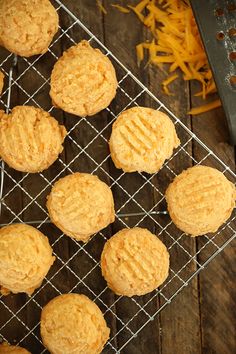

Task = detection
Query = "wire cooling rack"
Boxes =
[0,1,235,353]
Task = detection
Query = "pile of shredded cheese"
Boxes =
[97,0,221,115]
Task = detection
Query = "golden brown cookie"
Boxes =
[47,173,115,242]
[101,227,169,296]
[0,106,67,173]
[0,224,55,295]
[40,293,110,354]
[50,40,118,117]
[0,0,59,57]
[165,165,236,236]
[0,71,4,95]
[0,342,31,354]
[109,107,180,173]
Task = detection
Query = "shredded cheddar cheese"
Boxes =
[136,43,144,66]
[188,99,221,115]
[113,0,219,115]
[96,0,107,15]
[111,4,130,13]
[162,73,178,95]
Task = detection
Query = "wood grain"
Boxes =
[0,1,235,353]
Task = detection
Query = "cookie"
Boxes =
[0,342,31,354]
[47,173,115,242]
[0,224,55,295]
[0,71,4,95]
[165,165,236,236]
[41,293,110,354]
[109,107,180,173]
[101,227,169,296]
[50,40,118,117]
[0,106,67,173]
[0,0,59,57]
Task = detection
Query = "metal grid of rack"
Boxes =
[0,1,235,352]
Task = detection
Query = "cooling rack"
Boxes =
[0,1,235,353]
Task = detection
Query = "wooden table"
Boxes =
[0,1,235,353]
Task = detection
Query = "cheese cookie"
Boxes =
[0,106,67,173]
[0,224,55,295]
[165,165,236,236]
[47,173,115,242]
[40,293,110,354]
[50,40,118,116]
[101,227,169,296]
[0,0,59,57]
[109,107,180,173]
[0,342,31,354]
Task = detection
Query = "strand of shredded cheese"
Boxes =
[188,99,221,115]
[111,4,130,13]
[162,73,179,95]
[195,81,217,97]
[96,0,107,15]
[136,43,144,66]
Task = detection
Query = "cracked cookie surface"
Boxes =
[47,173,115,242]
[109,106,180,173]
[165,165,236,236]
[41,293,110,354]
[50,40,118,117]
[0,106,67,173]
[0,342,31,354]
[0,224,55,295]
[101,227,169,296]
[0,0,59,57]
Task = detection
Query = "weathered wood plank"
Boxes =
[0,1,235,354]
[61,1,119,352]
[191,83,236,354]
[148,54,202,354]
[103,1,162,353]
[14,11,66,351]
[99,2,202,353]
[0,52,30,350]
